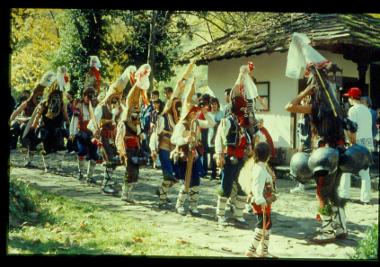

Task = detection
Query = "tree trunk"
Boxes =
[147,11,157,93]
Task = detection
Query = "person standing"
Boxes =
[245,142,276,258]
[151,61,195,209]
[9,71,55,166]
[339,87,374,205]
[208,97,224,180]
[360,96,378,140]
[69,86,101,183]
[171,78,215,216]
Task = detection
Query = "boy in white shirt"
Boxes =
[246,142,277,258]
[339,87,374,205]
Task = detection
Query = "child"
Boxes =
[246,142,277,258]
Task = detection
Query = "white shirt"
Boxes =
[348,102,374,151]
[251,161,273,206]
[215,116,252,154]
[69,103,90,136]
[207,110,224,147]
[171,112,215,146]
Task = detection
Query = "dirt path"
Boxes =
[9,150,379,258]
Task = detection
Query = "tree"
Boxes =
[50,9,108,96]
[10,9,61,94]
[11,9,193,98]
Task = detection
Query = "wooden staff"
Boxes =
[88,101,109,163]
[262,204,267,244]
[184,118,198,192]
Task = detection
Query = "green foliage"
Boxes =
[9,178,53,229]
[11,9,190,97]
[351,224,378,260]
[10,9,61,92]
[318,203,333,216]
[8,184,215,256]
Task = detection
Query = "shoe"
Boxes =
[258,252,277,258]
[177,206,186,216]
[245,250,259,258]
[234,217,249,228]
[78,172,85,181]
[335,229,348,239]
[86,177,97,184]
[290,185,305,194]
[310,230,336,244]
[217,216,228,226]
[158,202,172,210]
[102,185,118,195]
[189,208,201,217]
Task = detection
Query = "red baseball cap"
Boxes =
[343,87,361,99]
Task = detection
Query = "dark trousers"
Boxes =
[20,123,39,151]
[219,157,244,197]
[10,120,21,149]
[76,131,101,161]
[126,148,140,183]
[176,156,201,187]
[209,147,218,179]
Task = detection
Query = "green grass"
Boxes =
[351,224,378,260]
[7,178,212,256]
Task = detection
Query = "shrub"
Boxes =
[351,224,378,260]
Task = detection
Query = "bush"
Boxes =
[9,178,41,228]
[351,224,378,260]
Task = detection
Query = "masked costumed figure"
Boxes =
[10,71,56,167]
[87,65,137,195]
[233,62,263,139]
[85,56,102,95]
[115,64,151,203]
[69,86,102,183]
[285,32,369,243]
[214,89,253,227]
[170,77,216,216]
[32,79,70,172]
[150,61,195,209]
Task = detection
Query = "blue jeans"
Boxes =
[159,149,176,181]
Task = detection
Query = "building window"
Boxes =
[255,81,270,112]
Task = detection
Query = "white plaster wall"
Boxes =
[319,51,370,83]
[207,50,368,149]
[208,52,297,148]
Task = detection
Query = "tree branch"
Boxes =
[48,10,60,40]
[206,21,214,42]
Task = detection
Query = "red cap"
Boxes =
[343,87,361,99]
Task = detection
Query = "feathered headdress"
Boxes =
[134,64,151,91]
[285,32,330,79]
[232,63,258,102]
[56,66,70,92]
[179,77,199,122]
[122,64,152,119]
[39,71,56,88]
[89,56,101,69]
[161,60,196,115]
[28,71,56,105]
[101,65,139,106]
[86,56,102,94]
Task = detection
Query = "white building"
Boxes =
[181,13,380,164]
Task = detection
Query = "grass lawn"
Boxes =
[8,179,213,257]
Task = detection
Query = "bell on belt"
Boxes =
[230,156,238,165]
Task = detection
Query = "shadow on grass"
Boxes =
[7,236,107,255]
